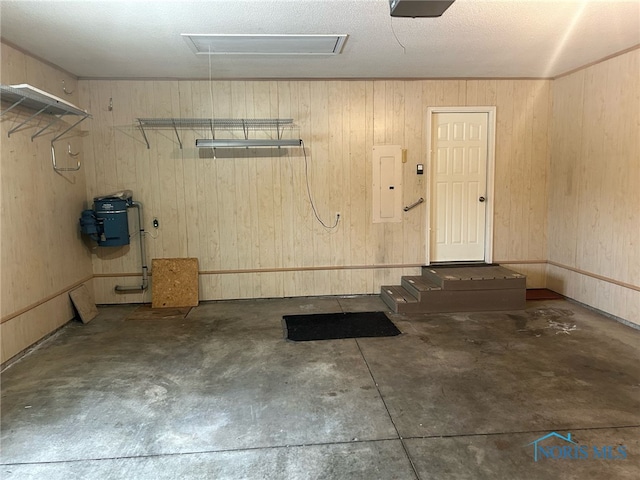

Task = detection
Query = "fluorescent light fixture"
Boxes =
[196,139,302,148]
[182,34,348,55]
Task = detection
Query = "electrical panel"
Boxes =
[373,145,403,223]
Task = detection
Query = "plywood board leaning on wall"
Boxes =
[151,258,199,308]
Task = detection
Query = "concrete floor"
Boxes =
[1,296,639,479]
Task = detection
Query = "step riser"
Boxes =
[380,287,401,313]
[432,288,523,312]
[382,284,526,314]
[401,278,422,301]
[401,277,438,301]
[381,285,421,313]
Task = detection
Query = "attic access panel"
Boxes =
[182,34,348,55]
[389,0,455,18]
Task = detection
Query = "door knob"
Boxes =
[479,196,486,202]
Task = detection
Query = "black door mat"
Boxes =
[283,311,401,342]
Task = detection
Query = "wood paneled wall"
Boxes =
[548,49,640,325]
[79,78,550,303]
[1,42,94,363]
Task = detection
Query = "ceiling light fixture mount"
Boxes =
[389,0,455,18]
[182,34,348,55]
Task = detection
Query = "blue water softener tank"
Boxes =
[80,190,133,246]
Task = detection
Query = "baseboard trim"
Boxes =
[547,261,640,292]
[1,275,93,325]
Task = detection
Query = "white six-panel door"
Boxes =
[430,112,489,262]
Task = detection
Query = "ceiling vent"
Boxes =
[389,0,455,18]
[182,34,348,55]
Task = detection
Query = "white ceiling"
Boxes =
[1,0,639,79]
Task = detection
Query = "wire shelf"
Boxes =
[136,118,296,149]
[1,84,92,141]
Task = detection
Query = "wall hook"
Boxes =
[62,80,74,95]
[51,142,80,172]
[108,97,113,111]
[68,143,79,158]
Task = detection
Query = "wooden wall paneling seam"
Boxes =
[254,81,277,296]
[576,63,607,278]
[493,80,514,261]
[522,82,536,260]
[533,80,551,263]
[245,81,262,297]
[270,81,286,296]
[363,81,375,292]
[549,72,583,268]
[218,81,241,297]
[242,81,257,285]
[169,80,187,259]
[179,82,200,263]
[117,81,144,281]
[173,82,188,259]
[327,81,346,294]
[509,81,527,260]
[136,80,157,291]
[403,81,424,265]
[391,80,405,267]
[371,80,386,273]
[190,82,211,272]
[208,81,227,277]
[287,81,303,295]
[309,81,330,294]
[292,81,309,294]
[278,81,295,295]
[340,81,354,288]
[348,81,367,293]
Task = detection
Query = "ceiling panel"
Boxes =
[0,0,638,79]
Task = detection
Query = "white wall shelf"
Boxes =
[0,84,91,142]
[136,117,295,149]
[1,84,92,172]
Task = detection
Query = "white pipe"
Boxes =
[115,201,149,292]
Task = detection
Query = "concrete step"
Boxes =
[421,265,526,291]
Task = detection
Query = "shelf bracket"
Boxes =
[172,119,183,149]
[51,116,89,143]
[138,119,150,149]
[7,104,49,137]
[1,96,27,116]
[242,119,249,140]
[32,115,62,141]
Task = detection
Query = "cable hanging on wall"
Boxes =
[301,139,340,229]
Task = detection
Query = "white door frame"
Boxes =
[424,106,496,265]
